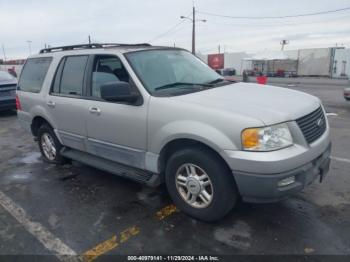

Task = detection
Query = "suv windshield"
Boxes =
[125,49,228,95]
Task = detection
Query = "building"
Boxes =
[197,52,251,74]
[0,59,25,76]
[198,47,350,78]
[242,50,298,77]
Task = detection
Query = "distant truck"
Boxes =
[215,68,236,81]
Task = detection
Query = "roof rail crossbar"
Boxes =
[39,43,152,53]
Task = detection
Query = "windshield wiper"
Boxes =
[155,82,212,91]
[207,78,225,84]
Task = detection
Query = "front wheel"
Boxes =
[165,148,238,222]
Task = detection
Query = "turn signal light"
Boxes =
[242,128,259,149]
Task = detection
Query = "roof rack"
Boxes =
[39,43,152,54]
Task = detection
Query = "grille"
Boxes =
[0,84,17,89]
[296,107,326,144]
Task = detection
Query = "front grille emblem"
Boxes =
[316,118,324,128]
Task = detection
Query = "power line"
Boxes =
[148,12,192,43]
[149,20,187,43]
[198,6,350,19]
[204,13,350,28]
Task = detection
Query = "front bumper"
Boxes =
[232,142,331,203]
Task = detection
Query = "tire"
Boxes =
[165,147,238,222]
[37,124,66,164]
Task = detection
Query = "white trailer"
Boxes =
[297,48,333,77]
[332,48,350,79]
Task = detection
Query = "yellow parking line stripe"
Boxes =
[81,235,118,262]
[156,204,178,220]
[81,205,177,261]
[81,226,139,262]
[120,226,140,243]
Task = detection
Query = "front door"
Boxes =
[84,55,148,169]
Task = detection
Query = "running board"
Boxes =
[61,148,160,187]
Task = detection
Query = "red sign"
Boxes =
[208,54,224,70]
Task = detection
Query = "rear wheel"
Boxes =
[37,124,66,164]
[165,147,238,222]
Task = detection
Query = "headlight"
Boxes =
[242,123,293,151]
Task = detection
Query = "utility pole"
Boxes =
[88,35,91,44]
[218,44,221,54]
[192,6,195,54]
[181,5,206,55]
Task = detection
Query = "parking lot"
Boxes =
[0,79,349,261]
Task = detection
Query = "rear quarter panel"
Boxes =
[17,55,60,134]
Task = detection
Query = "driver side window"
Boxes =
[91,55,130,98]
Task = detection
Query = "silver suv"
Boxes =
[17,43,331,221]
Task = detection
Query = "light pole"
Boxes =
[26,40,32,55]
[181,6,206,55]
[280,39,289,51]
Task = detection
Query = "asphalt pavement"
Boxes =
[0,79,349,261]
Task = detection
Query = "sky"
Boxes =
[1,0,350,59]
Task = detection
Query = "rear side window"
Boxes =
[59,56,88,96]
[18,57,52,93]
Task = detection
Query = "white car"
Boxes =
[344,86,350,101]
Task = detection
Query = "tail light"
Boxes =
[16,94,22,111]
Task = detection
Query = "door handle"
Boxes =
[47,101,55,108]
[89,107,101,115]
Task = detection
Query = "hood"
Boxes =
[170,83,320,125]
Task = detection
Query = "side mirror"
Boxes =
[100,82,139,103]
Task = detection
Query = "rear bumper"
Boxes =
[233,142,331,203]
[0,98,16,111]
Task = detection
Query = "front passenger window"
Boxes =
[92,56,131,98]
[92,72,119,97]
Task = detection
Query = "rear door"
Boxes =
[46,55,90,151]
